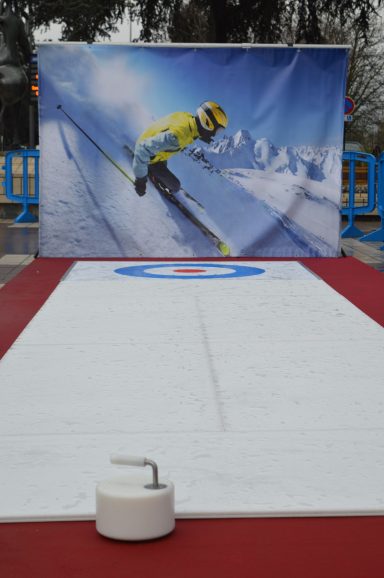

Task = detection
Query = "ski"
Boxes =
[124,145,231,257]
[178,188,205,212]
[152,177,231,257]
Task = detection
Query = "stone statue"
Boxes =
[0,1,31,149]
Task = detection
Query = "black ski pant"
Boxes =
[148,161,181,193]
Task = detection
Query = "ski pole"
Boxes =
[56,104,135,185]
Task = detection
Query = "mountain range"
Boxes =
[188,129,342,184]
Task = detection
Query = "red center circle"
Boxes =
[173,268,207,274]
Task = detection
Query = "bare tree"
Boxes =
[319,13,384,149]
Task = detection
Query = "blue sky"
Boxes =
[92,45,348,147]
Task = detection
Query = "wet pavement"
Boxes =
[0,220,38,287]
[340,218,384,272]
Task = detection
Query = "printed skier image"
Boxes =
[39,44,348,259]
[131,101,228,197]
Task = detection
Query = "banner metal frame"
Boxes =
[36,42,351,50]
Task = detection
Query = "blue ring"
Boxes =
[114,263,265,279]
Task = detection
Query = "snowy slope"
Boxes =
[224,168,340,253]
[40,120,342,257]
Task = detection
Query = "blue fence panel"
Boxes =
[2,149,40,223]
[341,151,376,238]
[359,152,384,247]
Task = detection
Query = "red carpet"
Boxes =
[1,256,384,577]
[1,517,384,578]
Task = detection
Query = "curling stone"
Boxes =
[96,455,175,541]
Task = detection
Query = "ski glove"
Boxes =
[134,176,147,197]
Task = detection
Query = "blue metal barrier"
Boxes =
[359,152,384,249]
[341,151,376,238]
[2,149,40,223]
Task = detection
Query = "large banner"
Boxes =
[38,44,348,258]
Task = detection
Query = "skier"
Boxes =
[132,101,228,197]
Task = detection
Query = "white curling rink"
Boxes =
[1,260,384,522]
